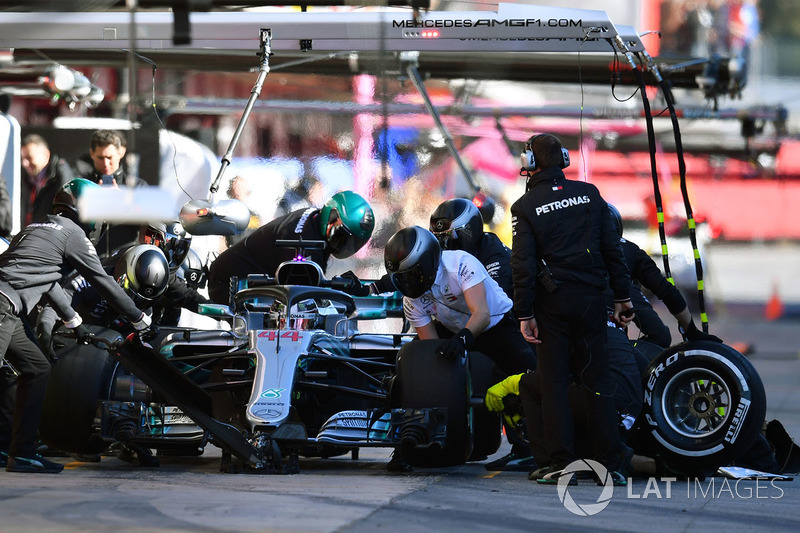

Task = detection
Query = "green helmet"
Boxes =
[319,190,375,259]
[51,178,100,234]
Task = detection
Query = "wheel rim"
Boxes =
[661,367,731,439]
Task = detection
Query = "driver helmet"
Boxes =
[384,226,441,299]
[138,221,192,271]
[288,298,322,330]
[176,248,206,289]
[114,244,170,310]
[138,222,166,248]
[51,178,101,237]
[318,191,375,259]
[429,198,484,254]
[608,203,623,237]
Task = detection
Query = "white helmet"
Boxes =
[289,299,321,331]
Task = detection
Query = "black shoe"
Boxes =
[6,454,64,474]
[485,452,538,472]
[117,443,160,467]
[386,450,413,473]
[0,449,7,468]
[529,464,576,485]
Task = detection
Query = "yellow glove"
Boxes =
[484,373,523,413]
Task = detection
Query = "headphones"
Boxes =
[521,134,570,171]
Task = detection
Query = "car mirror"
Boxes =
[179,199,251,236]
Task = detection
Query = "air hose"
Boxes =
[619,44,674,287]
[638,50,710,332]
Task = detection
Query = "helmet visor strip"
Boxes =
[431,227,457,249]
[390,249,437,298]
[431,223,474,250]
[326,209,355,256]
[142,228,164,249]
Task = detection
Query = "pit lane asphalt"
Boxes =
[2,313,799,533]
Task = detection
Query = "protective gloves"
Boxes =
[437,328,475,360]
[340,270,371,297]
[132,313,159,343]
[138,324,160,343]
[681,320,723,343]
[484,373,523,412]
[369,274,397,295]
[72,324,95,345]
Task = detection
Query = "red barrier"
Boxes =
[596,176,800,241]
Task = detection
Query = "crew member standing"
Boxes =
[605,204,722,352]
[0,178,155,473]
[510,133,633,485]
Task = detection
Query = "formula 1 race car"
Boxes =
[37,258,765,477]
[38,259,501,473]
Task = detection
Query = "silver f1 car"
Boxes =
[39,259,501,473]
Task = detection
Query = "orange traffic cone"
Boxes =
[765,281,785,321]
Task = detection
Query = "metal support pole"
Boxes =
[402,52,479,193]
[208,28,272,197]
[494,115,518,159]
[127,0,138,186]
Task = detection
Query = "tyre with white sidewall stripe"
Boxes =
[638,340,766,476]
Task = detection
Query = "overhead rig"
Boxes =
[0,2,743,330]
[0,4,741,97]
[0,4,637,52]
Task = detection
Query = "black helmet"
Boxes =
[114,244,170,309]
[164,221,193,271]
[429,198,484,254]
[176,248,206,289]
[138,222,166,248]
[608,204,623,237]
[319,191,375,259]
[384,226,441,299]
[51,178,100,236]
[139,221,192,271]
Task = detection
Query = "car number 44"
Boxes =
[258,331,303,342]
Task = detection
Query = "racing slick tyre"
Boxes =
[634,340,766,477]
[395,339,472,467]
[39,340,116,454]
[467,352,502,461]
